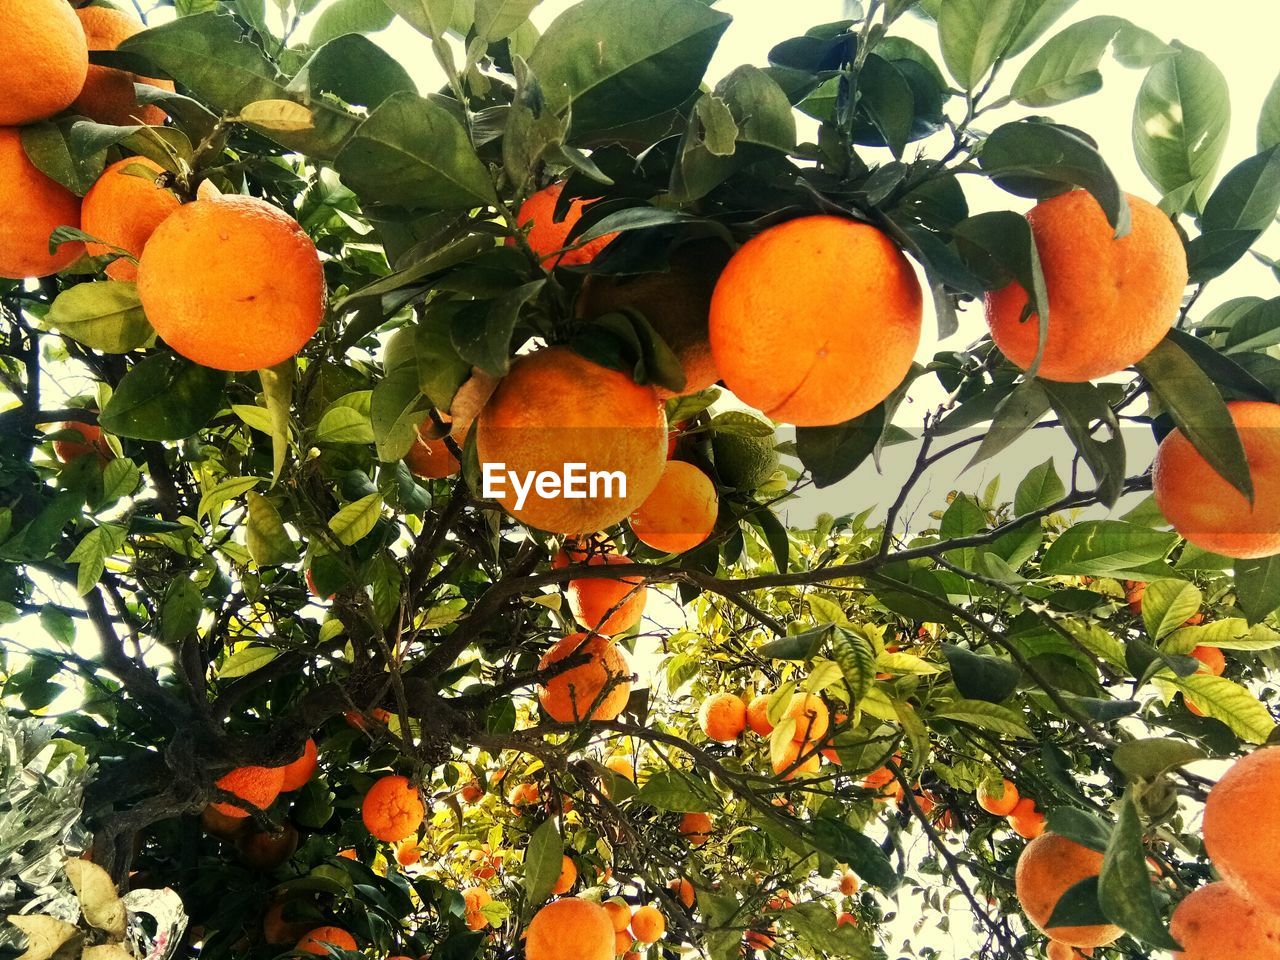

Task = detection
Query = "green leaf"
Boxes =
[1133,45,1231,214]
[452,280,544,376]
[67,523,127,595]
[1187,146,1280,282]
[97,458,140,509]
[198,476,262,521]
[1010,15,1167,107]
[636,769,716,812]
[40,607,76,645]
[1169,673,1277,743]
[246,491,299,566]
[160,577,203,644]
[333,93,496,209]
[1041,521,1177,576]
[232,404,275,434]
[1098,791,1180,949]
[1112,738,1206,780]
[99,353,226,441]
[1140,579,1203,642]
[1045,876,1111,929]
[1045,807,1111,853]
[45,282,153,354]
[831,627,877,710]
[1233,554,1280,623]
[20,121,105,196]
[218,645,280,679]
[1137,337,1251,501]
[316,392,375,444]
[308,0,396,48]
[371,363,429,462]
[1261,69,1280,151]
[967,379,1051,468]
[932,698,1033,738]
[808,818,899,892]
[384,0,457,37]
[296,33,417,111]
[1014,457,1065,516]
[522,818,564,909]
[259,361,293,484]
[795,404,886,488]
[528,0,731,138]
[328,494,383,546]
[858,54,914,159]
[1166,618,1280,652]
[1040,380,1126,507]
[474,0,540,40]
[937,0,1024,92]
[942,644,1020,703]
[1003,0,1079,58]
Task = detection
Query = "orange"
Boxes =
[772,739,820,780]
[0,127,83,279]
[395,839,421,866]
[1170,881,1280,959]
[278,738,318,792]
[669,877,695,909]
[82,158,178,279]
[1203,747,1280,911]
[709,215,922,426]
[1191,646,1226,676]
[985,191,1186,382]
[211,765,284,818]
[296,926,357,955]
[525,897,616,960]
[262,900,310,945]
[679,812,713,846]
[744,927,776,951]
[463,887,492,930]
[838,870,859,896]
[200,803,247,839]
[603,900,632,932]
[73,5,174,126]
[512,182,619,268]
[746,694,775,735]
[782,693,829,743]
[137,194,324,371]
[630,905,664,944]
[360,774,425,843]
[236,824,299,870]
[52,421,111,464]
[699,692,748,742]
[551,855,577,896]
[861,762,902,799]
[336,848,357,860]
[475,346,667,534]
[614,930,633,954]
[564,551,647,635]
[509,781,540,807]
[1047,944,1094,960]
[537,633,632,723]
[836,912,857,927]
[1008,797,1046,839]
[629,460,718,554]
[1015,833,1122,948]
[459,780,484,804]
[605,756,634,781]
[977,778,1020,816]
[1154,400,1280,558]
[576,239,730,398]
[404,415,462,479]
[0,0,87,126]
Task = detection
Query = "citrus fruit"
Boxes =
[211,765,285,818]
[783,693,829,743]
[709,215,922,426]
[296,926,357,955]
[985,190,1186,382]
[525,897,616,960]
[1008,797,1046,839]
[1047,943,1093,960]
[679,812,712,845]
[404,417,462,479]
[475,346,667,534]
[712,417,780,491]
[395,839,421,867]
[746,694,775,735]
[73,4,174,126]
[0,127,83,279]
[512,182,619,268]
[839,870,859,896]
[563,550,647,635]
[977,778,1020,816]
[0,0,88,126]
[278,738,318,791]
[200,803,246,839]
[772,739,821,780]
[537,633,632,723]
[669,877,695,908]
[81,156,181,281]
[605,756,635,781]
[236,824,299,870]
[1190,645,1226,676]
[509,781,540,806]
[698,692,748,742]
[551,855,577,895]
[629,460,718,554]
[630,905,664,943]
[602,900,631,932]
[1015,833,1122,948]
[463,887,491,930]
[1203,747,1280,911]
[576,239,730,398]
[1153,400,1280,559]
[1170,881,1280,959]
[52,421,112,464]
[262,900,310,945]
[360,774,425,842]
[137,194,325,371]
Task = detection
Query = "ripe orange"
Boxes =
[278,738,318,792]
[709,215,922,426]
[0,0,88,126]
[977,778,1020,816]
[0,127,83,279]
[551,855,577,896]
[1153,401,1280,559]
[1008,797,1046,839]
[509,781,540,807]
[236,824,300,870]
[512,183,619,268]
[836,912,857,927]
[82,157,181,282]
[537,633,632,723]
[630,905,665,943]
[744,927,776,951]
[73,5,174,126]
[1015,833,1122,948]
[679,812,713,846]
[296,926,357,955]
[605,756,635,781]
[525,897,616,960]
[1203,747,1280,911]
[459,780,484,804]
[1047,943,1094,960]
[861,762,902,799]
[576,240,730,399]
[395,839,421,867]
[360,775,425,843]
[475,346,667,534]
[629,460,718,554]
[603,899,631,932]
[1170,881,1280,959]
[838,870,859,896]
[772,739,821,780]
[985,191,1186,382]
[463,887,492,930]
[746,694,775,735]
[783,693,829,743]
[669,877,695,908]
[698,692,748,742]
[137,194,325,371]
[564,550,647,635]
[404,416,462,479]
[52,421,112,464]
[1191,646,1226,677]
[211,765,285,818]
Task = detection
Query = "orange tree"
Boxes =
[4,2,1280,960]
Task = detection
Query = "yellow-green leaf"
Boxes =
[232,404,275,434]
[245,491,298,567]
[237,99,315,132]
[328,493,383,546]
[198,476,261,520]
[1170,673,1277,743]
[218,644,280,679]
[259,362,293,484]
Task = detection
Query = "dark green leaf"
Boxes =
[522,819,563,908]
[1045,807,1111,853]
[1045,876,1110,928]
[1098,792,1180,949]
[858,54,914,159]
[795,404,886,488]
[808,818,899,891]
[967,379,1051,467]
[1235,555,1280,623]
[1041,521,1177,576]
[294,34,417,110]
[452,280,543,376]
[937,0,1023,91]
[160,577,203,644]
[1014,457,1066,516]
[99,354,226,441]
[943,644,1020,703]
[1040,380,1126,506]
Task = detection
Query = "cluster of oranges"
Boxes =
[522,895,664,960]
[976,777,1045,840]
[207,737,318,822]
